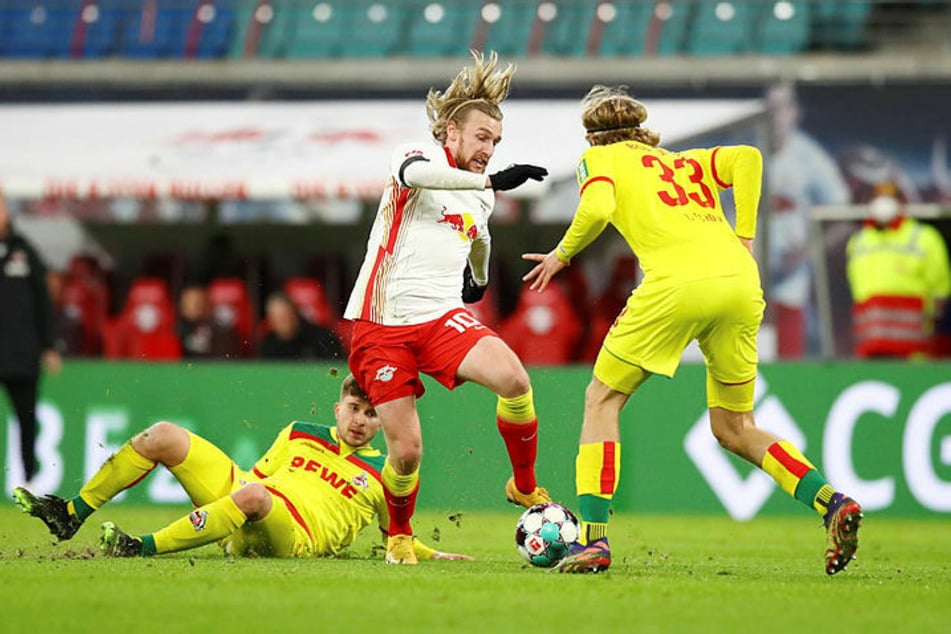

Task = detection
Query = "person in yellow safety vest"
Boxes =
[846,186,951,358]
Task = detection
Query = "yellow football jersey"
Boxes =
[252,421,387,556]
[558,141,763,283]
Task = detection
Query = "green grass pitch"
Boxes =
[1,505,949,633]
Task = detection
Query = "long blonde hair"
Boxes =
[581,85,660,147]
[426,50,515,143]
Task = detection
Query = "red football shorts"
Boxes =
[348,308,497,406]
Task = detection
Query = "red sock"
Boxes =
[384,482,419,536]
[497,418,538,493]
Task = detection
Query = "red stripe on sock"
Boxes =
[600,442,616,495]
[767,443,811,478]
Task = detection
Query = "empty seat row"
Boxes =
[0,1,874,60]
[0,0,233,59]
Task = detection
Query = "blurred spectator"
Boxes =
[0,195,62,486]
[765,82,851,358]
[259,292,343,361]
[176,284,215,358]
[846,185,950,358]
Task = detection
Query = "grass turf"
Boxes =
[1,504,949,633]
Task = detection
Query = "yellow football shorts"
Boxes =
[175,432,313,558]
[593,274,764,411]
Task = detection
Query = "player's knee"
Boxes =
[132,421,188,463]
[709,409,753,454]
[233,482,271,519]
[497,364,531,399]
[390,445,422,472]
[583,377,626,414]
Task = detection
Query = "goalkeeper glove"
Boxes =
[462,267,487,304]
[489,164,548,192]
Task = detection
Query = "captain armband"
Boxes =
[398,155,431,188]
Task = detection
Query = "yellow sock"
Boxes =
[381,461,419,497]
[152,495,247,554]
[78,441,156,510]
[575,442,620,543]
[497,389,536,422]
[761,440,832,514]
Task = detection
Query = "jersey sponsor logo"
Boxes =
[3,250,30,277]
[352,471,370,492]
[290,455,361,498]
[404,149,425,158]
[189,509,209,531]
[375,365,396,382]
[437,206,478,241]
[577,159,589,185]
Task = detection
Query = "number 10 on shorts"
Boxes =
[444,311,485,333]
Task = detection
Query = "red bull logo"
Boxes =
[438,206,478,241]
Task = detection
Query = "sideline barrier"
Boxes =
[2,360,949,518]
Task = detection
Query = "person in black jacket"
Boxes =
[0,196,62,484]
[259,291,343,361]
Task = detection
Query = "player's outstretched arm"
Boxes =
[521,249,568,293]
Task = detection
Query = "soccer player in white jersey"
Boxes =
[345,51,550,564]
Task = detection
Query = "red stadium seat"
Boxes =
[104,277,181,360]
[59,276,109,356]
[498,282,583,365]
[579,255,638,362]
[283,277,336,328]
[207,276,255,357]
[57,254,111,356]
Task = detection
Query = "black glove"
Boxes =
[489,164,548,192]
[462,267,487,304]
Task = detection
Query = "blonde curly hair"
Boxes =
[426,50,515,144]
[581,85,660,147]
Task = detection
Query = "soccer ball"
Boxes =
[515,502,580,568]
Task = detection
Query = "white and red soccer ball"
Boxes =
[515,502,580,568]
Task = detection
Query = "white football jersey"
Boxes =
[344,141,494,325]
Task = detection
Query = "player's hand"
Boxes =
[489,164,548,192]
[522,250,568,293]
[42,349,62,376]
[462,267,487,303]
[430,550,475,561]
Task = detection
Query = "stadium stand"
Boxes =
[755,0,811,54]
[0,1,916,60]
[685,0,757,55]
[405,0,483,57]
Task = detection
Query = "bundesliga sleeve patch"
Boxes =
[576,159,589,185]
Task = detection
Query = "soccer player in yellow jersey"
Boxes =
[522,85,863,576]
[13,375,469,562]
